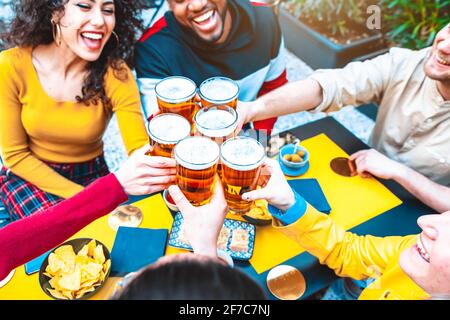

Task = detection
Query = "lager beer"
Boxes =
[174,136,220,206]
[147,113,191,158]
[194,105,238,144]
[220,137,265,215]
[155,76,198,123]
[199,77,239,109]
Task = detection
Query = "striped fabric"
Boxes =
[0,156,109,223]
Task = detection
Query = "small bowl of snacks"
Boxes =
[278,142,310,176]
[163,189,179,212]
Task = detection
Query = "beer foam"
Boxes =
[196,109,237,137]
[156,77,196,102]
[148,114,191,144]
[200,78,239,101]
[175,136,220,170]
[220,138,265,171]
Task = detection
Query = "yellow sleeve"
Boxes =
[273,204,415,280]
[0,50,84,199]
[106,63,148,156]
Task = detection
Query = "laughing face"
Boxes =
[55,0,116,61]
[168,0,230,44]
[399,211,450,297]
[424,24,450,82]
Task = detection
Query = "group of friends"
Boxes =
[0,0,450,300]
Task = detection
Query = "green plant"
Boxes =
[382,0,450,49]
[283,0,375,40]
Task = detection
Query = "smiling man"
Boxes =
[134,0,287,133]
[239,23,450,185]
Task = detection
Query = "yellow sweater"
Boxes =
[0,47,148,199]
[273,205,430,300]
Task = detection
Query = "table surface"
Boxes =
[0,116,435,300]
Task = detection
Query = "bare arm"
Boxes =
[351,149,450,213]
[243,78,323,123]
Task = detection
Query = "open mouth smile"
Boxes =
[80,31,105,50]
[415,234,431,263]
[436,52,450,66]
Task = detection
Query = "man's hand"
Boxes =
[234,100,260,134]
[241,159,295,212]
[114,144,176,195]
[168,177,228,257]
[349,149,406,180]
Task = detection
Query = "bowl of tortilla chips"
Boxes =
[39,238,111,300]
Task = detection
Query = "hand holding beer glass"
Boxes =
[147,113,191,157]
[220,137,266,215]
[199,77,239,109]
[174,136,220,206]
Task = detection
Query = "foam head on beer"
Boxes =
[200,77,239,103]
[220,138,266,171]
[148,114,191,144]
[195,106,238,138]
[155,76,197,103]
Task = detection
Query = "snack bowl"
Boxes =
[279,144,309,169]
[39,238,111,300]
[163,189,179,212]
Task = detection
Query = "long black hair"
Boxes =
[112,254,267,300]
[2,0,145,107]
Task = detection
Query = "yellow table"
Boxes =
[1,117,425,300]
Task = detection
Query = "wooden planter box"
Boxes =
[279,7,388,69]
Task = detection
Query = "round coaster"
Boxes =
[0,269,15,288]
[108,205,143,231]
[278,159,310,177]
[330,157,357,177]
[266,265,306,300]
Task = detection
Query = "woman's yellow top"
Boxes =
[0,47,148,199]
[273,205,431,300]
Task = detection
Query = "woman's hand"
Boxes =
[242,159,295,212]
[168,177,228,257]
[349,149,406,180]
[114,144,176,195]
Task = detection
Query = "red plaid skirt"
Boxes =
[0,156,109,222]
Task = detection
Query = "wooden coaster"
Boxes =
[330,157,357,177]
[266,265,306,300]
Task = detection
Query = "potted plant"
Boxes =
[278,0,388,69]
[381,0,450,50]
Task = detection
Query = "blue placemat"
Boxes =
[288,179,331,214]
[25,250,51,275]
[111,227,168,277]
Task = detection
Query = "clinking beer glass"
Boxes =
[174,136,220,206]
[220,137,266,215]
[147,113,191,158]
[155,76,198,124]
[199,76,239,109]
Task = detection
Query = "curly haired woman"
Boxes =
[0,1,176,221]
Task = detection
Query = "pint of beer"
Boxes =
[174,136,220,206]
[147,113,191,158]
[194,105,238,144]
[220,137,266,215]
[199,77,239,109]
[155,76,198,123]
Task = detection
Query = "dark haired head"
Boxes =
[2,0,145,107]
[112,253,267,300]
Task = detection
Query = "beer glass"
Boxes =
[155,76,198,123]
[174,136,220,206]
[194,104,238,144]
[220,137,266,215]
[199,77,239,109]
[147,113,191,158]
